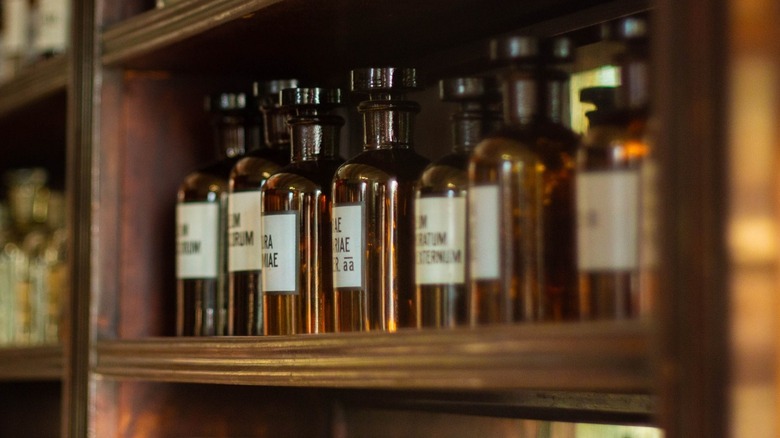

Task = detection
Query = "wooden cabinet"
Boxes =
[2,0,775,436]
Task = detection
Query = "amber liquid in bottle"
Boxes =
[469,37,579,324]
[262,88,344,335]
[228,80,296,336]
[577,20,651,319]
[332,68,430,332]
[415,77,500,328]
[177,99,246,336]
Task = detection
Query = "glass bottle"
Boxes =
[332,67,430,332]
[469,36,580,324]
[577,17,651,319]
[228,79,298,336]
[176,92,247,336]
[414,77,501,328]
[3,168,50,344]
[262,87,345,335]
[40,190,67,344]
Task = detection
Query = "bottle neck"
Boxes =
[452,104,502,153]
[359,100,419,150]
[289,113,343,162]
[213,115,247,160]
[261,105,293,151]
[502,68,569,126]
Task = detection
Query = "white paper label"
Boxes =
[332,204,363,288]
[34,0,70,52]
[228,191,262,272]
[414,197,466,284]
[469,186,500,280]
[577,170,639,270]
[176,203,219,279]
[260,212,298,294]
[4,0,29,52]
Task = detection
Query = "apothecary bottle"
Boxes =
[262,87,345,335]
[1,168,51,344]
[228,79,298,336]
[176,92,248,336]
[414,77,501,328]
[469,36,580,324]
[576,16,652,319]
[332,67,430,332]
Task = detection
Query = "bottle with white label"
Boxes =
[332,67,430,332]
[414,77,501,329]
[32,0,70,58]
[261,87,344,335]
[176,92,248,336]
[469,36,581,324]
[577,17,651,319]
[227,79,297,336]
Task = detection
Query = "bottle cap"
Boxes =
[350,67,419,93]
[580,86,616,108]
[439,77,500,102]
[205,92,249,113]
[490,35,539,63]
[281,87,342,107]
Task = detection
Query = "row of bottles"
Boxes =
[0,168,66,345]
[175,15,653,336]
[0,0,71,82]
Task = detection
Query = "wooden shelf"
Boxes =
[101,0,649,78]
[0,345,64,381]
[96,321,652,392]
[0,55,68,119]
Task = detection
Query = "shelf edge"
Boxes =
[95,321,654,392]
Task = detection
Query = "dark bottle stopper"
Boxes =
[350,67,419,94]
[580,86,616,110]
[580,86,620,126]
[440,77,502,151]
[439,76,500,103]
[490,35,539,64]
[253,79,300,106]
[204,92,249,113]
[281,87,342,108]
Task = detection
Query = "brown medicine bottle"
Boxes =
[576,16,652,319]
[469,36,580,324]
[414,77,501,328]
[261,87,345,335]
[176,92,249,336]
[332,67,430,332]
[227,79,298,336]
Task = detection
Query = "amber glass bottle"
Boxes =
[228,79,298,336]
[261,87,345,335]
[177,92,248,336]
[576,17,651,319]
[332,67,430,332]
[469,36,580,324]
[415,77,501,328]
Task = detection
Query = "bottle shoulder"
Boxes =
[264,158,345,194]
[335,148,430,182]
[230,155,283,191]
[480,122,579,170]
[579,124,648,170]
[418,152,469,194]
[178,160,233,202]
